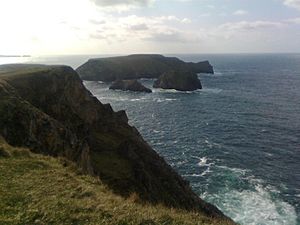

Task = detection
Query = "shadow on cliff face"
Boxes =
[0,64,230,220]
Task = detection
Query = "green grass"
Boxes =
[0,138,235,225]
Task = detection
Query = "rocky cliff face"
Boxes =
[153,70,202,91]
[76,54,214,82]
[0,64,228,219]
[109,79,152,93]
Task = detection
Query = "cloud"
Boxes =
[157,16,192,23]
[233,10,248,16]
[87,14,196,46]
[143,29,200,43]
[90,0,155,11]
[89,19,106,25]
[283,0,300,10]
[219,20,283,31]
[129,23,149,31]
[285,17,300,24]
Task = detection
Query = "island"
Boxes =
[76,54,214,82]
[0,64,235,224]
[109,79,152,93]
[153,70,202,91]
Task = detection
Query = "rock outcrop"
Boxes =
[0,64,228,219]
[153,70,202,91]
[76,54,214,82]
[109,79,152,93]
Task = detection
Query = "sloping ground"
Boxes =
[0,64,235,223]
[76,54,214,81]
[0,139,235,225]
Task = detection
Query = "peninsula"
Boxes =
[76,54,214,82]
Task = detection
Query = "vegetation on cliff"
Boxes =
[0,64,235,224]
[0,138,235,225]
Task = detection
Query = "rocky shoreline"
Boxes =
[0,64,234,223]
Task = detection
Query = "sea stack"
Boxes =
[153,70,202,91]
[109,79,152,93]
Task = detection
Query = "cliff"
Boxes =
[153,70,202,91]
[76,54,214,82]
[109,79,152,93]
[0,64,233,224]
[0,138,235,225]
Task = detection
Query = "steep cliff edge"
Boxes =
[153,70,202,91]
[109,79,152,93]
[0,64,231,221]
[0,138,236,225]
[76,54,214,82]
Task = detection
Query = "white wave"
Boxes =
[97,97,129,102]
[130,98,147,102]
[215,185,298,225]
[201,88,223,94]
[217,165,250,175]
[139,78,155,81]
[154,98,177,103]
[198,157,209,167]
[198,71,226,77]
[202,165,298,225]
[200,167,211,176]
[152,88,200,94]
[214,72,223,76]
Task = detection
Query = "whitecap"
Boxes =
[200,167,211,176]
[154,98,177,103]
[214,72,223,76]
[201,88,223,94]
[215,185,298,225]
[130,98,147,102]
[152,88,199,94]
[217,165,250,176]
[198,157,208,167]
[201,165,297,225]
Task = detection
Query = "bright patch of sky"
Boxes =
[0,0,300,54]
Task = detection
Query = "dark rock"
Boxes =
[109,79,152,93]
[186,60,214,74]
[153,70,202,91]
[76,54,214,82]
[115,110,128,123]
[0,64,230,220]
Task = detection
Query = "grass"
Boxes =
[0,138,235,225]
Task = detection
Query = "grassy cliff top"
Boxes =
[0,64,58,77]
[0,138,235,225]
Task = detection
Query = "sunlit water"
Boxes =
[1,54,300,225]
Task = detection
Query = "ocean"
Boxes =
[1,54,299,225]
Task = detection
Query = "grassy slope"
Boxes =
[0,138,234,225]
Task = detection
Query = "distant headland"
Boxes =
[76,54,213,91]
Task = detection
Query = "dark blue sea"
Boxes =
[1,54,299,225]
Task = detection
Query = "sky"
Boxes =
[1,0,300,55]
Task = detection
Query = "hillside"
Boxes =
[76,54,214,82]
[0,64,235,224]
[0,138,235,225]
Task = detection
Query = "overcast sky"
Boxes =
[1,0,300,55]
